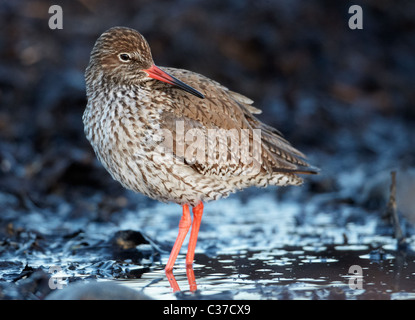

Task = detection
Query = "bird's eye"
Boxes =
[118,53,131,62]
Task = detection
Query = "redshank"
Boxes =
[83,27,318,273]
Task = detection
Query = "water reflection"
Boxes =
[2,192,414,300]
[118,241,415,300]
[165,266,197,292]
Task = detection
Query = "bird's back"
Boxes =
[155,67,318,180]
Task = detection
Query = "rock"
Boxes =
[46,281,151,300]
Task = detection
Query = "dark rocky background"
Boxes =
[0,0,414,300]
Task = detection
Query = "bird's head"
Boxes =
[85,27,204,98]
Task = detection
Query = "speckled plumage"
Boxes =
[83,27,317,207]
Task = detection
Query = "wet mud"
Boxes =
[1,190,415,300]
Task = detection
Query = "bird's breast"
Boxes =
[84,88,166,176]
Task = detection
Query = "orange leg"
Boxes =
[186,264,197,292]
[165,269,181,292]
[165,263,197,293]
[186,202,204,266]
[165,204,191,271]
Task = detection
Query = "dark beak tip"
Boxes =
[144,64,205,100]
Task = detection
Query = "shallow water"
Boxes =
[108,194,415,300]
[3,189,413,300]
[119,245,415,300]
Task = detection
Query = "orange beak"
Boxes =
[143,64,204,99]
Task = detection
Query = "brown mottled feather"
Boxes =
[156,67,317,176]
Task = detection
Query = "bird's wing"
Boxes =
[157,67,318,176]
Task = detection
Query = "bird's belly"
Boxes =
[116,150,235,205]
[94,136,303,206]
